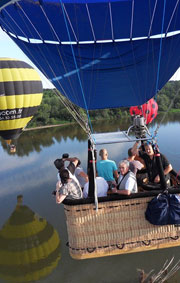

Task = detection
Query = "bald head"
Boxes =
[99,149,108,160]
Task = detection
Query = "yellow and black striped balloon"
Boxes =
[0,58,43,140]
[0,195,61,282]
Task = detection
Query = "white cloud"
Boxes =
[0,153,39,173]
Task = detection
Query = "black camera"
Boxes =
[62,153,69,158]
[52,190,56,196]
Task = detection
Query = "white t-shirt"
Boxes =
[83,177,108,198]
[75,166,87,188]
[129,160,143,175]
[118,171,137,193]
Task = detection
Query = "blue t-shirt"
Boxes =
[96,160,117,181]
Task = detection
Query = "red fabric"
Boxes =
[129,98,158,124]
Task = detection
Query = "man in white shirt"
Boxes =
[112,160,137,195]
[75,160,88,188]
[83,176,108,198]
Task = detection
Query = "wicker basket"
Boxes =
[64,196,180,259]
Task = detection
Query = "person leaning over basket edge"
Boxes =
[56,169,83,204]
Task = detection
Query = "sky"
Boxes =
[0,29,53,88]
[0,28,180,88]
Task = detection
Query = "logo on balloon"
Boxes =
[0,109,23,120]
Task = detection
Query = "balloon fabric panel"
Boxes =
[129,98,158,124]
[0,1,180,111]
[0,58,43,140]
[10,34,180,110]
[1,0,180,40]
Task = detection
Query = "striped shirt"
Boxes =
[59,179,83,200]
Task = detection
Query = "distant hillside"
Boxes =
[28,81,180,128]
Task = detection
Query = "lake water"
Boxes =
[1,113,180,283]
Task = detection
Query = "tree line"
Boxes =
[28,81,180,128]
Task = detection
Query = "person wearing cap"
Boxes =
[56,169,83,204]
[132,141,172,184]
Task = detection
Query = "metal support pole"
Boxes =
[87,139,97,197]
[154,146,167,190]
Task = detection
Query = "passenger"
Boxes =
[96,149,119,188]
[112,160,137,195]
[75,160,89,189]
[127,147,144,175]
[132,141,172,184]
[83,176,108,198]
[56,169,83,204]
[54,156,80,186]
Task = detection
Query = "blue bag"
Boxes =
[145,193,180,225]
[169,194,180,224]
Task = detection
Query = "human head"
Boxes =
[128,148,133,157]
[118,160,130,175]
[60,169,69,184]
[144,143,154,156]
[99,149,108,160]
[54,159,64,171]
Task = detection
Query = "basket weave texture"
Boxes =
[64,196,180,259]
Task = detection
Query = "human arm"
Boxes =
[112,188,131,195]
[136,160,144,171]
[83,183,89,198]
[56,180,61,190]
[56,192,66,204]
[79,171,89,183]
[113,170,119,180]
[131,141,140,156]
[55,181,67,203]
[154,164,173,183]
[63,157,79,167]
[113,161,119,180]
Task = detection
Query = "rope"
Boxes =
[66,235,180,253]
[53,89,90,134]
[6,2,91,135]
[59,0,94,135]
[153,88,180,137]
[91,141,98,211]
[155,0,167,99]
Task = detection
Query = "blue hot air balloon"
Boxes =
[0,0,179,111]
[1,0,180,261]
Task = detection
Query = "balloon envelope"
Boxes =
[129,98,158,124]
[0,1,180,110]
[0,58,43,140]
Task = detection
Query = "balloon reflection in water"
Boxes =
[0,195,61,282]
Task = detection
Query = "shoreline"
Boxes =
[24,110,180,132]
[24,122,72,131]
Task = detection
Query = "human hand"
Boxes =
[112,188,118,193]
[154,175,160,183]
